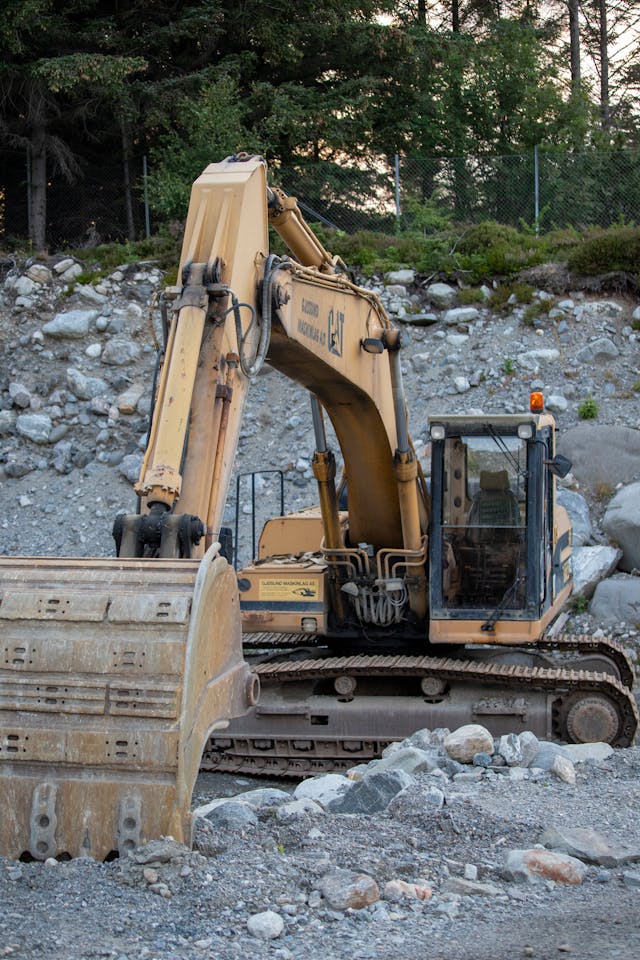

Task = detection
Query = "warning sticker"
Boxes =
[258,578,319,602]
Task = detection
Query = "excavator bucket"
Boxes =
[0,547,257,860]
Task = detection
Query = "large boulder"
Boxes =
[556,487,592,546]
[589,574,640,623]
[602,482,640,571]
[557,425,640,489]
[42,309,98,339]
[572,545,622,599]
[575,337,619,364]
[426,282,457,309]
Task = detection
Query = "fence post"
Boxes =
[394,154,401,230]
[26,147,32,244]
[143,155,151,239]
[534,144,540,235]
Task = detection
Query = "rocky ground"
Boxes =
[1,730,640,960]
[1,253,640,959]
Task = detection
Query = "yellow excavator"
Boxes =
[1,155,636,858]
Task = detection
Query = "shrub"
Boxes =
[457,221,522,255]
[577,396,599,419]
[457,287,485,305]
[522,300,551,326]
[572,595,589,614]
[567,226,640,277]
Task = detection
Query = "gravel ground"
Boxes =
[1,748,640,960]
[1,257,639,959]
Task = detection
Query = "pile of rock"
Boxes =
[184,722,640,940]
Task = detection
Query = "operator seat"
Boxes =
[466,469,520,543]
[459,469,523,605]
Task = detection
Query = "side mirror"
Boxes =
[545,454,572,479]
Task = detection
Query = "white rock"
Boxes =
[385,269,415,285]
[518,731,540,767]
[101,339,141,366]
[454,376,471,393]
[443,307,480,325]
[15,413,52,444]
[444,724,494,763]
[247,910,284,940]
[276,798,324,821]
[517,348,560,371]
[14,276,37,296]
[498,733,523,766]
[563,742,614,764]
[53,257,76,274]
[85,343,102,359]
[504,849,587,884]
[545,394,568,413]
[66,367,109,400]
[366,746,439,777]
[572,545,622,599]
[43,309,98,339]
[9,382,31,408]
[576,300,623,321]
[27,264,52,284]
[294,773,351,808]
[75,283,107,306]
[426,282,457,308]
[59,262,84,281]
[550,755,576,785]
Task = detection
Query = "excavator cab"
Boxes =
[428,414,573,643]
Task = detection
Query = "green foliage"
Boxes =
[31,53,146,95]
[633,380,640,392]
[577,396,599,420]
[488,280,535,310]
[457,222,523,255]
[73,269,106,286]
[567,227,640,278]
[522,299,551,327]
[457,287,485,305]
[503,358,515,375]
[68,235,181,274]
[572,595,589,614]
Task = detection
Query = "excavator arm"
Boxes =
[117,155,429,620]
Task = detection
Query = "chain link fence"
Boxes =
[1,147,639,248]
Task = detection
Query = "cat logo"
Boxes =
[328,308,344,357]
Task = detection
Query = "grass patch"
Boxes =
[67,235,182,276]
[593,481,613,501]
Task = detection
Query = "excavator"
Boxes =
[0,155,636,859]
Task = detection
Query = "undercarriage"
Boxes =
[203,631,638,776]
